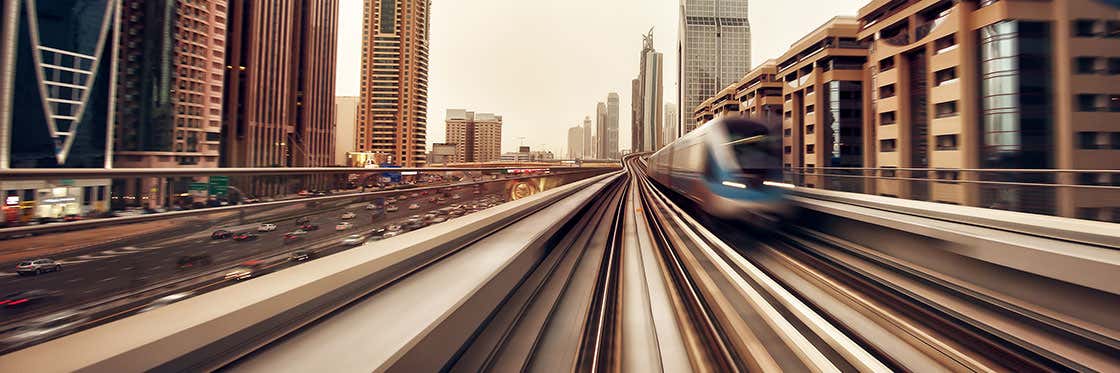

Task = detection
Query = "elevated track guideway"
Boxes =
[0,158,1117,372]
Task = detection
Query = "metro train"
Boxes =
[646,117,792,224]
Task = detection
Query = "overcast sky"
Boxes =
[335,0,867,154]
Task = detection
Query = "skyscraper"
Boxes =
[221,0,339,170]
[445,109,502,163]
[595,102,607,159]
[114,0,228,169]
[679,0,752,135]
[1,0,120,169]
[567,126,584,159]
[634,29,664,152]
[606,93,620,159]
[356,0,431,167]
[582,116,593,158]
[335,96,359,166]
[663,103,678,144]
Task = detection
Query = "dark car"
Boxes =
[0,289,60,308]
[233,232,259,241]
[211,230,233,239]
[295,217,311,225]
[176,254,213,269]
[299,224,319,231]
[289,250,316,262]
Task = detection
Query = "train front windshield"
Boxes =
[724,122,782,179]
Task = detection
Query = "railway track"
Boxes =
[6,158,1114,372]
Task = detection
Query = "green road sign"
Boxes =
[189,182,209,192]
[209,176,229,196]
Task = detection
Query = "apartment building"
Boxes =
[859,0,1120,218]
[778,17,869,190]
[735,60,784,126]
[690,0,1119,221]
[445,109,502,163]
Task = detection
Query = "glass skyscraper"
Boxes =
[678,0,752,136]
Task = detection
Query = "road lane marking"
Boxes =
[99,277,117,282]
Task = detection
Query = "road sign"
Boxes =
[209,176,229,196]
[189,182,208,192]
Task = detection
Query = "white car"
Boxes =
[257,223,277,232]
[140,292,194,313]
[408,203,420,210]
[386,205,399,212]
[340,212,357,219]
[341,234,366,245]
[365,203,378,210]
[382,231,401,239]
[335,222,353,231]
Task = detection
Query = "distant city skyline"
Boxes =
[334,0,868,154]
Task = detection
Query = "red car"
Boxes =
[299,224,319,231]
[211,230,233,239]
[233,232,258,241]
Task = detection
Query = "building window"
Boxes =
[934,34,957,54]
[1074,20,1097,37]
[881,167,897,177]
[806,86,815,94]
[880,139,897,152]
[1076,57,1099,74]
[1109,58,1120,75]
[806,124,815,134]
[936,134,959,150]
[934,67,958,86]
[1112,95,1120,112]
[784,128,792,137]
[806,144,816,154]
[784,146,792,154]
[880,111,897,125]
[1107,20,1120,38]
[1113,132,1120,149]
[879,84,896,98]
[805,104,815,113]
[1077,94,1103,111]
[1079,131,1105,149]
[83,187,92,206]
[879,57,895,71]
[936,170,960,182]
[935,101,959,118]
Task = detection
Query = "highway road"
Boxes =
[0,181,510,353]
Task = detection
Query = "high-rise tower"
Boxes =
[356,0,431,167]
[679,0,751,135]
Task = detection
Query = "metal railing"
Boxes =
[781,167,1120,222]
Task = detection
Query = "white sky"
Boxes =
[335,0,868,154]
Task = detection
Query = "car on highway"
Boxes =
[386,197,397,204]
[386,205,399,212]
[0,310,89,348]
[386,224,403,232]
[366,203,379,210]
[211,230,233,239]
[139,292,194,313]
[225,260,269,280]
[0,289,60,308]
[410,193,420,198]
[233,232,259,241]
[340,211,357,220]
[430,216,448,224]
[299,224,319,231]
[341,234,366,245]
[335,222,353,231]
[289,250,316,262]
[295,216,311,225]
[283,230,308,244]
[15,259,61,276]
[452,194,461,200]
[382,230,401,239]
[257,223,277,232]
[176,254,213,269]
[408,203,420,210]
